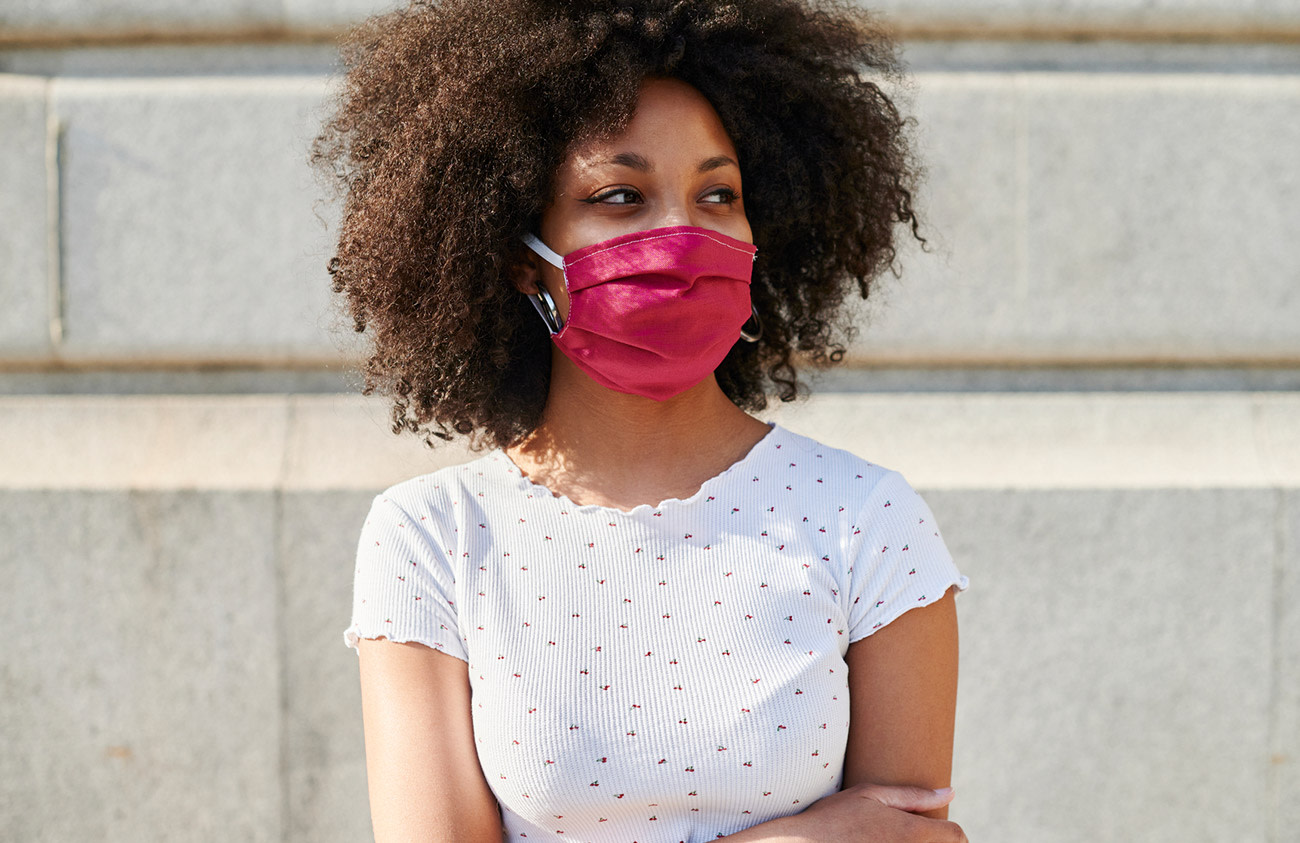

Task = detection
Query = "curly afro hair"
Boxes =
[312,0,927,451]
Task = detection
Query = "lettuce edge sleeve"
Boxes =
[845,470,969,644]
[342,623,470,662]
[342,495,470,663]
[847,577,969,646]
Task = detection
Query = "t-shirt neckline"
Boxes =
[488,421,783,517]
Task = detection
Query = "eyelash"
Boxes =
[585,187,741,205]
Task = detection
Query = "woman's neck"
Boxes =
[503,363,772,511]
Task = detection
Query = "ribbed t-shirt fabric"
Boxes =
[344,421,969,842]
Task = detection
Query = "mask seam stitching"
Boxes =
[566,228,756,268]
[551,267,575,340]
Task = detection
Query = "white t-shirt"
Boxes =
[344,421,968,842]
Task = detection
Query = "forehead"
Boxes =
[560,78,738,178]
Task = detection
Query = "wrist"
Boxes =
[718,813,806,843]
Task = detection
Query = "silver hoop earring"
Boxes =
[526,287,564,335]
[739,304,762,343]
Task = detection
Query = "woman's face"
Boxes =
[517,76,751,323]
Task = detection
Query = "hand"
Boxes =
[723,783,968,842]
[785,784,967,842]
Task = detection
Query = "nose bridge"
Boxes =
[657,199,693,229]
[642,169,694,229]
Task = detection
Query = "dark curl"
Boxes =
[312,0,927,450]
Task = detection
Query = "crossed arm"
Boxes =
[842,585,961,816]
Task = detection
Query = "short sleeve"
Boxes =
[845,470,969,643]
[342,494,469,662]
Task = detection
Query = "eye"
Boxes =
[587,188,642,205]
[702,187,740,205]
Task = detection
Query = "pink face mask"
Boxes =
[520,224,759,401]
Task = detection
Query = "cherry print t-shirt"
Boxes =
[343,422,969,842]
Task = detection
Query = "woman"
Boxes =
[316,1,969,840]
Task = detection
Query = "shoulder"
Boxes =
[372,450,511,514]
[360,450,526,545]
[771,424,881,471]
[760,425,944,544]
[765,424,906,507]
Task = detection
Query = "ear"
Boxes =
[508,243,542,296]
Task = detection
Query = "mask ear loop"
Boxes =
[519,233,566,334]
[521,233,565,269]
[527,287,564,335]
[738,304,762,343]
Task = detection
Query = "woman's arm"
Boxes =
[718,784,964,842]
[842,585,961,817]
[357,638,503,843]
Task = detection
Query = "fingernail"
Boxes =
[933,787,954,797]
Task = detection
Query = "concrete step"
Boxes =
[2,391,1297,490]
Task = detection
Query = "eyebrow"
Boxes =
[604,152,739,173]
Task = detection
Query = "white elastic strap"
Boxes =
[520,232,565,269]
